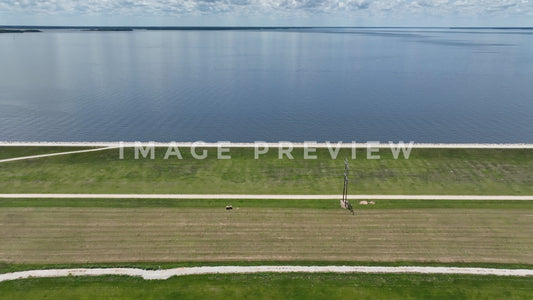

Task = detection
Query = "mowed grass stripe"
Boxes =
[0,147,532,195]
[2,273,533,299]
[1,198,532,209]
[1,208,531,264]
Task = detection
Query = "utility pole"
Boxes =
[341,158,354,214]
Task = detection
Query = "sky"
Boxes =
[0,0,532,27]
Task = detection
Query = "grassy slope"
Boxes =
[0,146,96,160]
[0,147,532,194]
[1,273,532,299]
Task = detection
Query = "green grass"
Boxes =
[1,147,532,195]
[1,198,532,210]
[1,273,532,299]
[0,146,96,160]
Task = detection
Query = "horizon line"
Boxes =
[2,25,533,30]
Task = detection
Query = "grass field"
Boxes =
[0,147,532,195]
[1,273,533,299]
[1,201,531,264]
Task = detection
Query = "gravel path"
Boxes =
[1,266,532,282]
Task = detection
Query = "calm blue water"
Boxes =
[1,28,532,142]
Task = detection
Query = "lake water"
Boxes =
[1,28,532,142]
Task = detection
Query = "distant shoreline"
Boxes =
[0,29,41,33]
[1,26,533,31]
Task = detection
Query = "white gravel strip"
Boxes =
[1,266,532,282]
[0,194,532,200]
[0,147,117,163]
[1,141,533,148]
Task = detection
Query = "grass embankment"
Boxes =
[0,147,532,194]
[1,146,532,298]
[1,273,532,299]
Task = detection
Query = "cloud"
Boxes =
[1,0,531,22]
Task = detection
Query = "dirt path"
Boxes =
[1,266,532,282]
